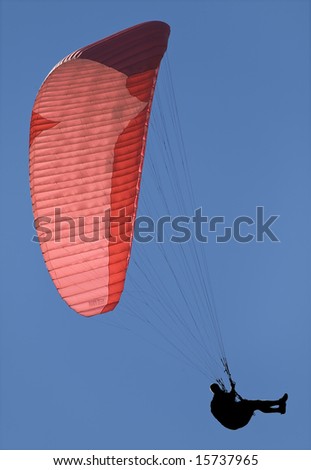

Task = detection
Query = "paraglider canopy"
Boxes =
[29,21,170,316]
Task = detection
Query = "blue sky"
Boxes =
[0,0,310,449]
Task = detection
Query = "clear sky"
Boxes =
[0,0,310,450]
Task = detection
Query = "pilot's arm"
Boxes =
[229,378,243,401]
[228,386,236,399]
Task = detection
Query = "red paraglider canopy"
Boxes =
[29,21,170,316]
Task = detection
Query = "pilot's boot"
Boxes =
[278,393,288,414]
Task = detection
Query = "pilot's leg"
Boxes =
[247,394,287,414]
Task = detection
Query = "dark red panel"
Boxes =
[29,111,59,147]
[79,21,170,76]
